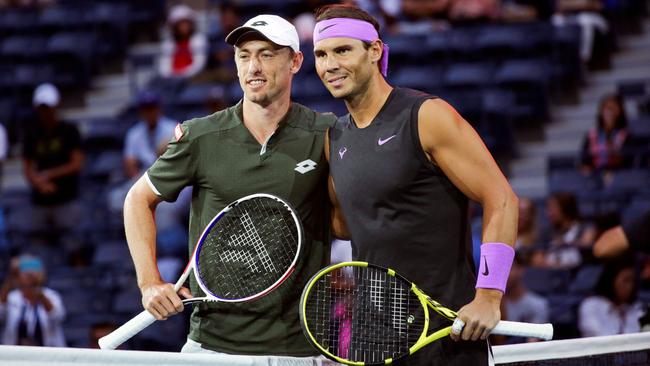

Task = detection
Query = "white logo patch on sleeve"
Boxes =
[295,159,317,174]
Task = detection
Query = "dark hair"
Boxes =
[550,192,580,221]
[594,259,637,304]
[597,94,627,132]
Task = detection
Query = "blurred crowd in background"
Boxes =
[0,0,649,351]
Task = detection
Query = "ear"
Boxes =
[290,51,304,75]
[368,39,383,64]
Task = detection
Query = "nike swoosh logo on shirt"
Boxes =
[319,24,337,33]
[482,256,489,276]
[377,135,397,145]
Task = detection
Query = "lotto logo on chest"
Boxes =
[295,159,317,174]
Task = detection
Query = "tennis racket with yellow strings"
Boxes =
[299,261,553,365]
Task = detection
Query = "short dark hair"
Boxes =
[550,192,580,221]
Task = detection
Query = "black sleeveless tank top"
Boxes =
[329,87,488,366]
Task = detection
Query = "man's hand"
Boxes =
[450,289,502,341]
[140,282,193,320]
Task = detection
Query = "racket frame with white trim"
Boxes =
[99,193,303,350]
[299,261,554,365]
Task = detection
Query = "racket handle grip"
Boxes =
[98,310,157,350]
[492,321,554,340]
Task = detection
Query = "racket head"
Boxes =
[192,193,303,302]
[300,261,426,366]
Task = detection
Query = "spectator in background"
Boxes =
[515,197,540,265]
[0,255,66,347]
[504,254,549,343]
[123,91,176,180]
[581,94,628,178]
[396,0,450,34]
[540,192,595,268]
[552,0,609,64]
[448,0,501,24]
[22,83,84,260]
[516,197,539,250]
[578,259,643,337]
[593,209,650,258]
[197,1,240,83]
[159,4,207,79]
[109,90,189,260]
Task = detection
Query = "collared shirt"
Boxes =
[579,296,643,337]
[123,116,177,169]
[0,288,66,347]
[146,101,335,356]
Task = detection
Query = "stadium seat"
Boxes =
[568,265,603,295]
[390,66,443,93]
[475,26,526,61]
[604,169,650,194]
[523,267,572,295]
[549,170,601,193]
[443,62,493,90]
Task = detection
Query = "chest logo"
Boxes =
[338,147,347,159]
[378,134,397,146]
[295,159,317,174]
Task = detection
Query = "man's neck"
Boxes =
[345,75,392,129]
[242,96,291,143]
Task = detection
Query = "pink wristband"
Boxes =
[475,243,514,293]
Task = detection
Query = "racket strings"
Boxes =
[304,266,424,364]
[197,197,299,299]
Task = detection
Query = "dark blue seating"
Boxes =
[568,265,603,295]
[549,170,600,193]
[443,62,493,90]
[523,268,572,295]
[475,26,526,61]
[391,66,442,94]
[604,169,650,194]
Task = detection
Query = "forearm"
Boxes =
[42,151,83,180]
[124,181,163,289]
[481,188,518,246]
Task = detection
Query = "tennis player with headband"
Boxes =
[314,4,518,365]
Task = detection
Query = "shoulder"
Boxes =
[179,105,240,141]
[126,122,146,140]
[42,287,62,300]
[418,98,464,143]
[288,103,337,132]
[580,296,610,312]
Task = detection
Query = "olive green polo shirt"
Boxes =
[146,101,335,355]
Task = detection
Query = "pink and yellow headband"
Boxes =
[313,18,389,77]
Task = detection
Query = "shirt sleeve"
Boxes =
[578,297,611,337]
[45,289,66,322]
[622,210,650,254]
[146,123,196,202]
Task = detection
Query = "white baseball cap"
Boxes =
[168,4,196,24]
[225,14,300,52]
[33,83,60,107]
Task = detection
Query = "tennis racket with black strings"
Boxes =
[299,261,553,365]
[99,193,303,350]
